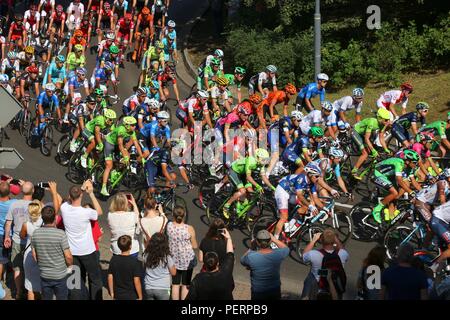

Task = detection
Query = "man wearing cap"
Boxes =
[240,230,289,300]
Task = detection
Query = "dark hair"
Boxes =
[204,252,219,271]
[41,206,56,224]
[0,181,9,197]
[69,185,82,200]
[144,233,170,269]
[363,245,387,269]
[257,239,270,249]
[32,186,45,201]
[397,243,414,264]
[205,218,225,240]
[117,235,132,252]
[173,206,185,223]
[144,194,157,210]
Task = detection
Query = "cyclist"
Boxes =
[157,62,180,102]
[112,0,130,25]
[1,51,20,82]
[122,87,149,115]
[224,66,246,104]
[198,57,223,90]
[151,0,167,39]
[66,44,86,73]
[281,126,325,173]
[92,87,108,115]
[132,6,154,62]
[198,49,224,74]
[176,89,213,132]
[97,31,116,57]
[36,82,60,127]
[98,45,120,80]
[115,13,134,51]
[8,13,27,52]
[332,88,364,124]
[164,19,176,41]
[38,0,55,32]
[411,132,441,182]
[415,168,450,223]
[139,40,164,87]
[68,95,97,142]
[78,14,92,44]
[350,108,392,179]
[256,83,297,129]
[67,0,85,27]
[371,149,421,223]
[296,73,328,113]
[101,116,144,196]
[24,4,41,37]
[47,5,66,47]
[161,33,177,63]
[222,148,275,219]
[96,2,114,44]
[68,29,87,54]
[63,67,90,121]
[391,101,429,148]
[90,61,118,95]
[79,109,117,168]
[136,98,159,129]
[298,101,333,136]
[419,114,450,157]
[144,147,176,194]
[146,80,161,101]
[248,65,277,98]
[215,104,252,150]
[268,110,303,149]
[232,93,262,120]
[210,76,231,116]
[15,65,40,103]
[430,199,450,264]
[273,162,326,239]
[377,82,413,119]
[43,55,67,88]
[17,46,36,73]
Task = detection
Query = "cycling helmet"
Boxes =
[317,73,329,81]
[103,2,111,9]
[136,86,147,96]
[104,109,117,119]
[266,65,277,73]
[148,98,160,109]
[214,49,224,58]
[150,80,160,90]
[94,88,104,96]
[74,29,83,37]
[329,147,344,159]
[309,127,324,138]
[235,66,246,74]
[123,116,137,126]
[321,100,333,111]
[400,82,413,92]
[377,108,391,120]
[105,33,115,40]
[14,13,23,21]
[45,83,56,91]
[26,65,39,74]
[165,61,176,71]
[157,111,170,120]
[210,57,220,66]
[104,61,114,72]
[416,132,434,142]
[403,149,419,163]
[76,67,87,76]
[249,93,262,105]
[56,5,63,12]
[285,83,297,95]
[155,41,164,49]
[55,54,65,63]
[255,148,270,163]
[290,110,303,121]
[443,168,450,178]
[141,6,150,14]
[167,20,176,28]
[25,46,35,54]
[416,102,429,111]
[197,90,209,99]
[304,163,322,177]
[7,51,17,60]
[74,44,83,52]
[86,95,96,103]
[0,74,9,82]
[352,87,364,98]
[216,76,229,86]
[237,105,250,116]
[109,45,119,54]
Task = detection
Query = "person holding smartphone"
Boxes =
[198,218,228,272]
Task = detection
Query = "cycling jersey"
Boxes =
[97,51,120,68]
[278,173,316,194]
[66,52,86,71]
[176,97,208,123]
[1,58,20,77]
[144,46,164,62]
[40,0,54,13]
[90,67,116,87]
[106,125,136,145]
[113,0,129,14]
[377,90,408,110]
[411,142,431,159]
[79,20,91,37]
[137,13,153,28]
[354,118,382,135]
[416,180,450,205]
[282,136,322,169]
[260,90,289,109]
[375,158,409,178]
[214,112,246,143]
[202,65,224,80]
[210,85,229,106]
[421,121,447,140]
[67,1,84,19]
[311,157,341,179]
[197,55,223,74]
[162,38,176,61]
[51,12,66,24]
[299,110,324,135]
[233,100,254,115]
[297,82,325,101]
[24,10,40,27]
[224,74,242,91]
[140,120,170,146]
[268,117,300,148]
[433,201,450,224]
[71,102,91,120]
[69,36,87,47]
[393,112,425,130]
[231,156,264,175]
[37,91,59,110]
[99,8,113,20]
[157,70,176,86]
[43,61,67,86]
[85,115,107,133]
[249,72,276,88]
[332,96,362,118]
[117,17,134,36]
[9,22,25,39]
[63,74,89,95]
[16,72,39,89]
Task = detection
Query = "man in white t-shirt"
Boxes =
[59,180,103,300]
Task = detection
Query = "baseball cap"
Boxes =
[256,230,271,241]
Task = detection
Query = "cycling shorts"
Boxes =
[11,35,23,41]
[117,31,130,41]
[295,96,311,113]
[372,170,396,191]
[391,123,410,144]
[281,149,300,168]
[104,141,116,161]
[274,185,297,212]
[430,216,450,246]
[228,169,251,190]
[145,160,173,188]
[350,129,365,151]
[82,128,94,141]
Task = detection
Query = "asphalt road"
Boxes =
[1,0,378,299]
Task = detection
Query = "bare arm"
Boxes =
[134,277,143,300]
[107,274,114,299]
[189,225,198,249]
[64,248,73,266]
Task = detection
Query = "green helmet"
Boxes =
[104,109,117,120]
[210,58,220,66]
[235,66,246,74]
[109,45,119,54]
[123,116,137,126]
[309,127,324,138]
[403,149,419,163]
[94,88,104,96]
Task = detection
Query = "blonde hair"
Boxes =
[28,200,43,223]
[109,192,130,212]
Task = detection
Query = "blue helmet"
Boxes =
[150,80,160,90]
[304,163,322,176]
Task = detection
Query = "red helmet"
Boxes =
[56,4,63,12]
[400,82,413,92]
[284,83,297,95]
[26,66,39,74]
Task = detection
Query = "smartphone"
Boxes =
[37,182,50,189]
[318,269,328,277]
[10,179,20,185]
[126,194,132,201]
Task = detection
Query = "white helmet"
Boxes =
[148,98,160,109]
[197,90,209,99]
[304,163,322,176]
[105,32,115,40]
[266,65,277,73]
[321,100,333,111]
[290,110,303,121]
[157,111,170,120]
[244,128,256,139]
[317,73,329,81]
[214,49,224,58]
[167,20,176,28]
[329,147,344,158]
[0,74,9,82]
[45,83,56,91]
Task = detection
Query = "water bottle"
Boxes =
[285,218,296,232]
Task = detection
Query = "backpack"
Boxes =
[318,249,347,295]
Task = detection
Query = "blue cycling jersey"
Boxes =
[147,91,160,101]
[37,91,59,109]
[311,158,341,179]
[68,75,83,91]
[43,61,66,85]
[284,136,311,156]
[140,120,170,140]
[268,116,299,148]
[94,68,110,84]
[278,173,317,194]
[298,82,325,101]
[393,111,425,130]
[97,51,120,68]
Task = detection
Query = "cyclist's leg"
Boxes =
[274,185,289,237]
[224,170,246,208]
[351,130,367,175]
[101,142,115,195]
[392,123,410,148]
[372,171,398,223]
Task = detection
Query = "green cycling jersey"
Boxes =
[375,157,410,179]
[106,125,136,145]
[224,74,242,90]
[86,115,107,133]
[421,121,447,139]
[231,156,265,176]
[354,118,384,135]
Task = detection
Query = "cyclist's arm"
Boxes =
[161,162,174,183]
[395,175,413,194]
[150,134,159,149]
[409,175,422,192]
[128,26,134,44]
[268,96,278,119]
[317,177,335,195]
[387,103,398,118]
[158,79,165,100]
[78,115,85,130]
[203,109,213,129]
[60,18,65,34]
[310,191,325,210]
[245,172,259,189]
[223,122,232,144]
[94,125,102,144]
[428,158,440,179]
[295,190,309,207]
[378,128,389,152]
[364,130,375,153]
[34,82,40,97]
[133,138,144,158]
[301,147,312,164]
[173,81,180,102]
[261,172,274,190]
[96,13,102,30]
[20,79,26,99]
[117,136,129,158]
[47,18,54,34]
[410,122,419,136]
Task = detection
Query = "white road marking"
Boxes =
[335,202,355,209]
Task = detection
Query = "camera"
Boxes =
[37,182,50,189]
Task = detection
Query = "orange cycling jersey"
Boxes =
[137,13,153,27]
[257,90,289,112]
[233,100,254,115]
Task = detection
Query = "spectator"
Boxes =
[4,181,34,299]
[139,194,167,249]
[20,200,43,300]
[59,180,103,300]
[143,233,176,300]
[107,193,140,258]
[107,235,143,300]
[84,203,103,262]
[301,229,349,300]
[356,245,386,300]
[240,230,289,300]
[0,181,16,292]
[166,206,198,300]
[31,206,73,300]
[186,228,235,300]
[199,218,227,271]
[380,243,428,300]
[431,265,450,300]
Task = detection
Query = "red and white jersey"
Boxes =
[51,11,66,23]
[39,0,55,13]
[377,90,408,109]
[67,1,84,19]
[99,8,113,18]
[117,17,134,34]
[24,10,41,26]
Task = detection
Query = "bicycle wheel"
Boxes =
[66,150,88,184]
[251,214,277,240]
[246,200,277,235]
[295,224,326,263]
[56,134,72,166]
[19,109,32,137]
[198,177,221,209]
[349,202,380,242]
[40,125,53,156]
[330,210,353,244]
[163,194,188,223]
[383,225,417,260]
